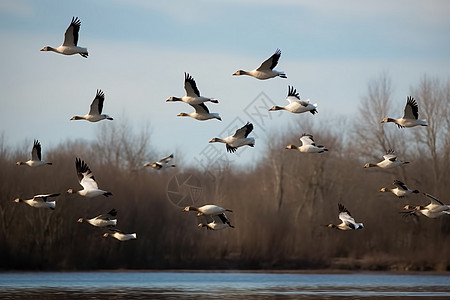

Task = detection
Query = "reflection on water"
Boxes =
[0,271,449,299]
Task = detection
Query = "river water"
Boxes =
[0,271,449,299]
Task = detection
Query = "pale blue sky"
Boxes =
[1,0,449,167]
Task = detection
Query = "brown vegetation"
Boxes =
[0,75,449,271]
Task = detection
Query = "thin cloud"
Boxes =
[0,0,34,17]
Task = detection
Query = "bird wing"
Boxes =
[216,213,230,224]
[424,193,445,206]
[256,49,281,71]
[98,208,117,220]
[62,17,81,47]
[34,193,60,202]
[88,90,104,115]
[383,149,397,161]
[299,134,315,146]
[184,73,201,97]
[192,103,210,114]
[338,203,357,226]
[232,122,253,139]
[75,158,99,190]
[403,96,419,120]
[286,85,301,104]
[158,154,174,164]
[31,140,42,161]
[393,180,408,190]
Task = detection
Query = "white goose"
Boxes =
[78,209,118,227]
[166,73,219,105]
[381,96,427,128]
[70,89,113,122]
[183,204,232,217]
[14,193,59,210]
[285,133,328,153]
[269,86,318,115]
[40,17,88,58]
[364,149,409,169]
[326,203,364,230]
[103,229,137,241]
[379,180,419,198]
[177,103,221,121]
[403,193,450,219]
[16,140,52,167]
[144,154,176,169]
[67,158,112,198]
[198,213,235,231]
[233,49,286,80]
[209,122,255,153]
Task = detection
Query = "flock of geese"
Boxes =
[13,16,450,244]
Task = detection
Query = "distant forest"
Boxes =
[0,74,449,271]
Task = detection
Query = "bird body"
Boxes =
[40,17,88,58]
[233,49,286,80]
[209,122,255,153]
[269,86,318,114]
[14,193,59,210]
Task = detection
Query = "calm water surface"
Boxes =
[0,271,449,299]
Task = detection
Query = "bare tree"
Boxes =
[91,117,154,170]
[352,72,403,159]
[410,75,450,189]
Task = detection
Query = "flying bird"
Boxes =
[209,122,255,153]
[269,86,318,114]
[13,193,59,210]
[78,209,118,227]
[16,140,52,167]
[70,89,113,122]
[40,17,88,58]
[364,149,409,169]
[403,193,450,219]
[177,103,221,121]
[184,204,232,217]
[198,213,234,231]
[381,96,427,128]
[285,133,328,153]
[144,154,176,169]
[233,49,287,80]
[326,203,364,230]
[379,180,419,198]
[67,158,112,198]
[103,229,137,241]
[166,73,219,105]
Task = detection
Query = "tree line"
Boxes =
[0,74,449,271]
